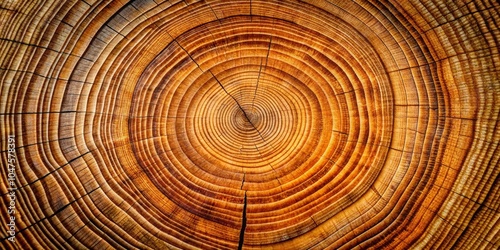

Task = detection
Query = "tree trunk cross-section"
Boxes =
[0,0,499,249]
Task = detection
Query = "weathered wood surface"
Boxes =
[1,0,498,249]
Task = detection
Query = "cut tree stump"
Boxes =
[1,0,499,249]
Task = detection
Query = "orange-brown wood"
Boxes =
[1,0,498,249]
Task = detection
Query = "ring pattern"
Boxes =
[1,0,498,249]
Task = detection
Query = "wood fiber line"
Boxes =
[1,0,498,249]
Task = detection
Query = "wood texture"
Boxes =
[1,0,499,249]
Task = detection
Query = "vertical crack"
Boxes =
[238,192,248,250]
[240,173,245,190]
[250,0,252,17]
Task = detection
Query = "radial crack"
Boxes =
[240,173,245,190]
[210,70,266,142]
[251,59,263,111]
[251,36,272,111]
[4,186,101,240]
[238,192,248,250]
[175,40,202,70]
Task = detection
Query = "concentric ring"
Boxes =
[1,0,498,249]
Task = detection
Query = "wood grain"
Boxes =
[1,0,498,249]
